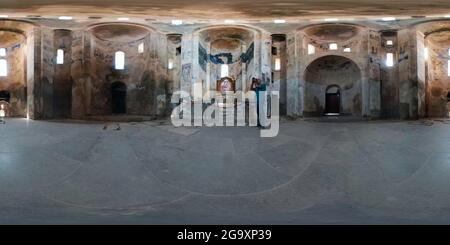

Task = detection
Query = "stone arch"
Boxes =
[413,20,450,117]
[297,22,368,32]
[86,22,159,37]
[192,24,270,99]
[193,24,265,36]
[304,55,362,116]
[82,22,166,117]
[0,20,36,118]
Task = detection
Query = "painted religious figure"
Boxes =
[217,77,235,94]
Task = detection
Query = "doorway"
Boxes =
[111,82,126,114]
[0,90,10,103]
[325,85,340,115]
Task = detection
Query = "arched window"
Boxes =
[168,58,174,70]
[56,49,64,64]
[308,44,315,55]
[115,51,125,70]
[138,43,144,54]
[0,59,7,76]
[329,43,338,50]
[220,64,228,78]
[274,58,281,71]
[386,53,394,67]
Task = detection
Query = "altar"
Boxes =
[215,77,244,125]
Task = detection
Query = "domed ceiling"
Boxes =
[427,30,450,46]
[1,0,449,20]
[0,31,25,47]
[200,27,253,43]
[303,24,360,42]
[90,24,151,42]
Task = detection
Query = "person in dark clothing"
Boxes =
[250,78,266,127]
[0,104,5,124]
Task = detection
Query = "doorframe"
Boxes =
[324,84,341,116]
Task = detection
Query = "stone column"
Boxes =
[260,32,272,120]
[416,31,426,118]
[367,30,382,118]
[398,28,417,119]
[26,27,40,119]
[253,31,262,79]
[286,32,300,117]
[261,32,272,87]
[84,32,93,116]
[180,33,195,124]
[39,28,55,119]
[180,33,193,95]
[380,30,400,118]
[71,30,87,118]
[191,33,202,101]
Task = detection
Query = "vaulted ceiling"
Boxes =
[0,0,449,20]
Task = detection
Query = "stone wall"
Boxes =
[304,55,362,116]
[78,24,171,117]
[415,20,450,118]
[196,26,259,96]
[0,31,26,116]
[272,34,287,115]
[425,31,450,117]
[1,19,450,120]
[53,29,72,118]
[290,24,371,117]
[367,30,382,117]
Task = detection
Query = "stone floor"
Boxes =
[1,118,450,224]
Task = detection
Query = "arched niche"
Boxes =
[83,23,166,116]
[0,20,34,117]
[195,25,261,98]
[304,55,362,116]
[0,20,36,118]
[424,30,450,117]
[414,20,450,117]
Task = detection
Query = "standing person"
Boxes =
[447,91,450,118]
[250,77,258,91]
[250,78,267,127]
[0,104,5,124]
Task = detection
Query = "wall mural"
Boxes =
[199,44,208,72]
[182,63,192,84]
[198,42,255,71]
[210,53,234,64]
[240,42,254,65]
